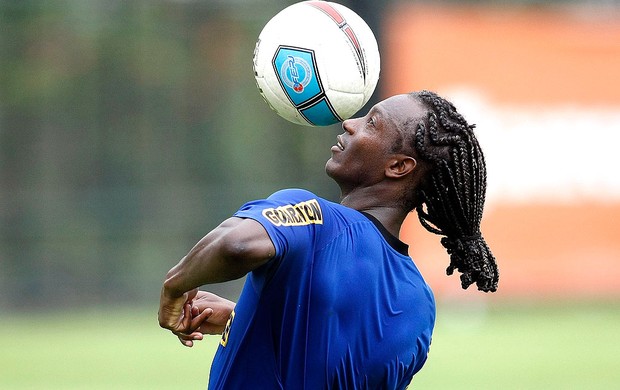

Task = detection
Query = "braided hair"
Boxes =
[406,90,499,292]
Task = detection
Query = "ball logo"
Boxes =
[279,55,312,93]
[272,46,341,125]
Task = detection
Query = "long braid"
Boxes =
[409,91,499,292]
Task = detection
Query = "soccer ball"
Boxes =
[253,1,380,126]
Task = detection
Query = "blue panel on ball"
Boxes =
[300,99,340,126]
[273,47,322,106]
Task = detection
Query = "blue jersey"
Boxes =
[208,189,435,389]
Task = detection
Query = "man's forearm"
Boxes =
[162,217,274,297]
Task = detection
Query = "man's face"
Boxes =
[325,94,427,189]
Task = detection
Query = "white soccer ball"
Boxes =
[253,1,380,126]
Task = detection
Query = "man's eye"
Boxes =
[368,117,375,126]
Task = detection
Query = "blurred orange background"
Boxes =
[383,3,620,300]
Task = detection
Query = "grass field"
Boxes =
[1,301,618,389]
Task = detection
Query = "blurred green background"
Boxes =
[0,0,351,309]
[1,0,619,389]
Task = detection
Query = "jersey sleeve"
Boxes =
[232,188,326,261]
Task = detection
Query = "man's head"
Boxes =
[327,90,499,292]
[325,94,430,204]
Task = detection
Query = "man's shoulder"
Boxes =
[267,188,320,202]
[266,189,355,214]
[237,188,365,228]
[266,189,342,212]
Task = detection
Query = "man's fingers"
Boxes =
[176,303,192,332]
[190,307,214,331]
[179,337,194,347]
[176,330,204,347]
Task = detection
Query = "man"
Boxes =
[159,91,499,389]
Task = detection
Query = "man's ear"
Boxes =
[386,155,417,178]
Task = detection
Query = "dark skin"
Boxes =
[325,94,429,236]
[158,94,430,346]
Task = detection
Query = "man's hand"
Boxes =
[191,291,235,334]
[158,287,199,334]
[175,291,236,347]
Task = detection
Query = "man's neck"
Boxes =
[339,189,407,238]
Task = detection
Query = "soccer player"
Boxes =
[158,90,499,389]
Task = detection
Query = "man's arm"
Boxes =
[158,217,275,334]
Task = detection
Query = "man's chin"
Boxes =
[324,158,336,178]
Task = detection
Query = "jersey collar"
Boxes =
[359,211,409,256]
